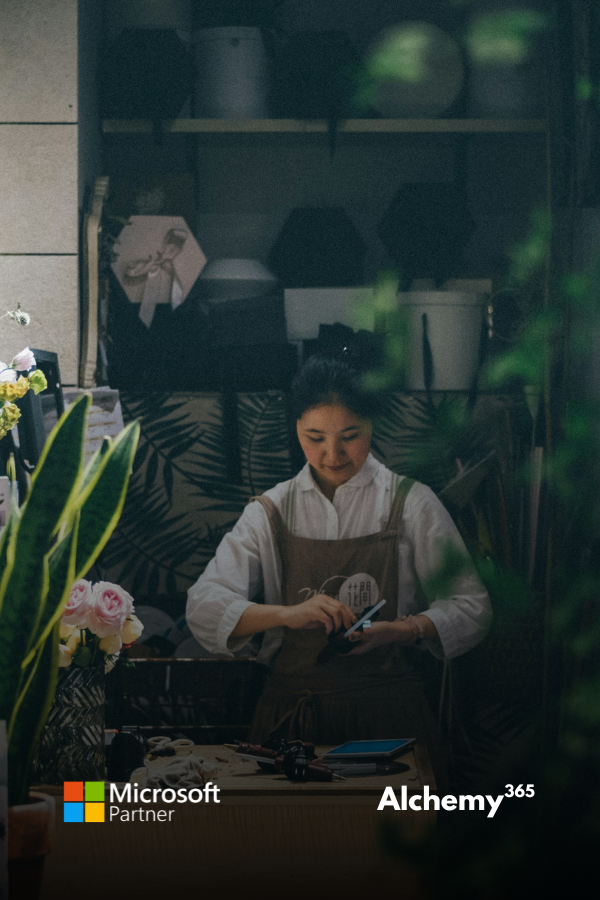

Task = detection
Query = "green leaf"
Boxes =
[0,395,88,726]
[75,421,140,578]
[22,512,80,667]
[78,436,111,496]
[71,644,94,667]
[7,622,59,806]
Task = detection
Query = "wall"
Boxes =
[0,0,100,385]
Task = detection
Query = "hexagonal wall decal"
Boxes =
[111,216,206,327]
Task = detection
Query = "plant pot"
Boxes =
[398,291,487,392]
[8,791,55,900]
[35,665,105,785]
[193,26,270,117]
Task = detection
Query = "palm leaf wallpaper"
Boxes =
[101,389,527,609]
[101,391,294,599]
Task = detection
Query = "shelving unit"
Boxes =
[102,117,547,135]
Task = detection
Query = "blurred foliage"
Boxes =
[350,3,600,885]
[365,24,436,85]
[467,9,549,66]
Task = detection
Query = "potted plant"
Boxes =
[0,391,139,894]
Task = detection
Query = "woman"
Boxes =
[186,356,492,777]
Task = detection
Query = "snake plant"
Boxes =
[0,394,139,805]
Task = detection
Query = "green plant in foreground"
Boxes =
[0,394,139,805]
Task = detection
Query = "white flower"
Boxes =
[0,364,17,384]
[99,633,122,655]
[11,347,36,372]
[58,644,73,667]
[65,629,82,652]
[59,621,76,641]
[120,614,144,645]
[105,651,120,674]
[4,303,30,326]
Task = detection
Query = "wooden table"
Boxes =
[38,744,436,900]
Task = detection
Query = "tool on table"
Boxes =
[223,740,345,782]
[316,599,387,664]
[146,736,194,758]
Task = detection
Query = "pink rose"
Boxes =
[86,582,134,638]
[62,579,93,628]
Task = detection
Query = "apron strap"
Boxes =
[386,477,415,531]
[249,494,288,546]
[251,477,415,539]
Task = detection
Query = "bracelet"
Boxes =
[399,615,426,644]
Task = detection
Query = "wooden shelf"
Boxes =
[102,117,548,135]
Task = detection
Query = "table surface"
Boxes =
[146,745,435,797]
[181,744,434,794]
[38,743,436,900]
[38,741,435,797]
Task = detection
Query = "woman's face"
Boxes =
[296,404,372,497]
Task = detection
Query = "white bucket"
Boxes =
[398,291,486,391]
[193,26,269,118]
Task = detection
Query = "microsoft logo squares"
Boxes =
[63,781,105,822]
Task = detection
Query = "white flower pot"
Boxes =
[398,291,486,391]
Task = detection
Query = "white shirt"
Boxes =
[186,454,492,662]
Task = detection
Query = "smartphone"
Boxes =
[343,598,387,637]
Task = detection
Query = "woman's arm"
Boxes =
[186,503,356,655]
[347,613,440,654]
[407,485,492,658]
[186,504,267,656]
[351,484,491,659]
[232,593,356,637]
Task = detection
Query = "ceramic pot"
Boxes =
[35,665,105,785]
[398,291,487,391]
[193,26,270,117]
[8,791,55,900]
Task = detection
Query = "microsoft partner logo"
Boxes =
[62,780,220,824]
[63,781,105,823]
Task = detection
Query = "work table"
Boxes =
[39,742,436,899]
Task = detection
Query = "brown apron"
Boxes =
[248,477,445,782]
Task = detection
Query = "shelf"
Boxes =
[102,117,548,135]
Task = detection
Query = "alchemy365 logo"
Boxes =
[63,781,105,823]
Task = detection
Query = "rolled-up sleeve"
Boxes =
[186,505,266,657]
[405,486,493,660]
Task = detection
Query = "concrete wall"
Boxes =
[0,0,100,384]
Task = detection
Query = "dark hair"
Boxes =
[290,355,380,421]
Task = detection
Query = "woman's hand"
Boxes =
[347,619,413,654]
[280,594,356,635]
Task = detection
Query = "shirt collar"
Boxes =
[296,453,379,493]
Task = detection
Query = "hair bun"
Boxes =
[314,323,384,372]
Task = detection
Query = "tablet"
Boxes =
[322,739,416,759]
